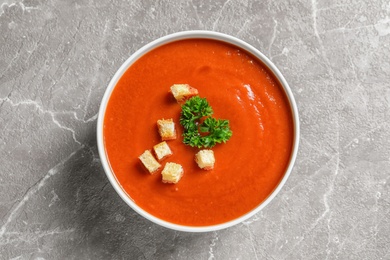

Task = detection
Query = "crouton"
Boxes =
[139,150,161,174]
[195,150,215,170]
[170,84,199,104]
[157,118,176,140]
[153,141,173,161]
[161,162,183,184]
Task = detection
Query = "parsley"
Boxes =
[180,96,232,148]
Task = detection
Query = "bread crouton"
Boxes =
[195,150,215,170]
[161,162,183,184]
[139,150,161,174]
[153,141,173,161]
[157,118,176,140]
[170,84,198,104]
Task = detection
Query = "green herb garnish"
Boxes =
[180,96,232,148]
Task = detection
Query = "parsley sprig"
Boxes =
[180,96,232,148]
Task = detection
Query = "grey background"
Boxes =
[1,0,389,259]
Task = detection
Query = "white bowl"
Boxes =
[97,30,300,232]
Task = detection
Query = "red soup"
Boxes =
[103,39,294,226]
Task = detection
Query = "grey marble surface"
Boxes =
[1,0,389,259]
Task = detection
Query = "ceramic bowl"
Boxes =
[97,30,300,232]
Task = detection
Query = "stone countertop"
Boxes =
[1,0,389,259]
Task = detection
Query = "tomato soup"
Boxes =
[103,39,294,226]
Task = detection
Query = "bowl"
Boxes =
[97,30,299,232]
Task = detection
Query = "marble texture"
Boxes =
[0,0,389,259]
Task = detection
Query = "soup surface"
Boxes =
[104,39,294,226]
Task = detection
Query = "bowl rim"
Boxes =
[97,30,300,232]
